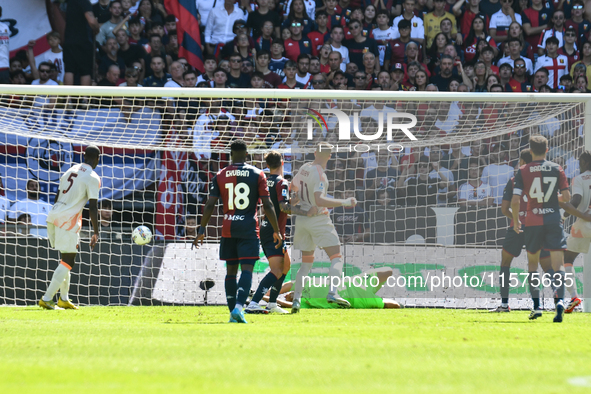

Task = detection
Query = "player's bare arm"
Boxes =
[559,190,591,221]
[88,199,99,250]
[314,192,357,208]
[510,195,521,233]
[262,196,283,248]
[501,199,513,220]
[281,201,318,216]
[193,196,218,248]
[561,193,582,218]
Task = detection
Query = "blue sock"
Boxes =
[252,272,279,304]
[225,275,237,312]
[553,270,565,302]
[500,266,510,305]
[529,272,540,310]
[236,270,253,308]
[545,268,557,303]
[269,274,287,303]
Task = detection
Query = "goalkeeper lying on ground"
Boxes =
[259,267,402,309]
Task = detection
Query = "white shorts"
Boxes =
[47,223,80,253]
[567,219,591,254]
[567,236,591,254]
[293,214,340,252]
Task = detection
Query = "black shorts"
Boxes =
[63,43,94,77]
[260,222,286,258]
[219,237,260,264]
[524,223,567,253]
[502,228,525,257]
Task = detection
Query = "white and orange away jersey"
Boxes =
[292,162,329,215]
[46,163,101,232]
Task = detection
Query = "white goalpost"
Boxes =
[0,85,589,311]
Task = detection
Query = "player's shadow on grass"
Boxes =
[163,321,227,325]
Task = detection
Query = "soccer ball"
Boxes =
[132,225,152,245]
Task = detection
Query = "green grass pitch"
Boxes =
[1,306,590,393]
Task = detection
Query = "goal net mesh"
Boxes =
[0,87,586,309]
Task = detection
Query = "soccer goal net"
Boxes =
[0,85,589,310]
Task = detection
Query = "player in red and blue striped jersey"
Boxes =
[491,149,552,314]
[194,140,282,323]
[511,135,585,322]
[246,152,317,314]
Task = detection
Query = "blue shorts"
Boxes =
[502,228,525,257]
[219,237,260,265]
[260,223,286,258]
[524,223,567,254]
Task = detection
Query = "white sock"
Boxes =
[565,265,578,298]
[328,256,344,295]
[249,301,258,307]
[293,262,313,301]
[501,302,508,308]
[235,303,243,311]
[267,302,277,308]
[42,264,70,302]
[60,271,71,301]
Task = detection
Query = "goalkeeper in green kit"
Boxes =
[258,267,402,309]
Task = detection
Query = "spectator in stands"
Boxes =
[164,61,185,87]
[99,199,113,230]
[226,53,251,88]
[375,188,392,208]
[64,0,100,86]
[481,142,513,204]
[32,62,59,86]
[284,19,313,61]
[204,0,249,55]
[430,55,456,91]
[120,67,142,87]
[489,0,522,45]
[96,0,124,46]
[565,1,590,39]
[398,156,439,206]
[203,69,224,90]
[330,26,350,68]
[278,60,305,89]
[535,36,568,88]
[532,67,550,91]
[98,64,120,87]
[393,0,425,44]
[116,29,146,74]
[295,54,312,86]
[135,0,166,26]
[99,37,126,77]
[311,73,328,89]
[457,158,494,208]
[9,70,27,85]
[559,28,579,70]
[250,71,265,88]
[507,57,532,91]
[247,0,281,39]
[345,19,380,71]
[143,55,170,87]
[570,41,591,90]
[558,74,573,91]
[269,39,289,77]
[521,0,551,52]
[425,0,459,48]
[352,70,370,90]
[92,0,112,23]
[365,155,397,202]
[414,69,429,91]
[282,0,315,35]
[7,180,52,226]
[39,32,65,84]
[538,10,566,55]
[165,29,179,60]
[144,34,172,77]
[309,11,329,55]
[183,216,198,239]
[428,145,455,205]
[127,17,143,45]
[332,188,370,243]
[254,50,280,88]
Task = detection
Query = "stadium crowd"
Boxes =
[4,0,591,92]
[0,0,586,242]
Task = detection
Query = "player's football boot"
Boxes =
[39,299,64,310]
[528,309,543,320]
[244,302,270,314]
[230,307,248,323]
[291,299,301,314]
[327,294,351,308]
[267,304,289,314]
[57,298,79,310]
[565,297,581,314]
[489,305,510,313]
[553,302,565,323]
[229,316,238,323]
